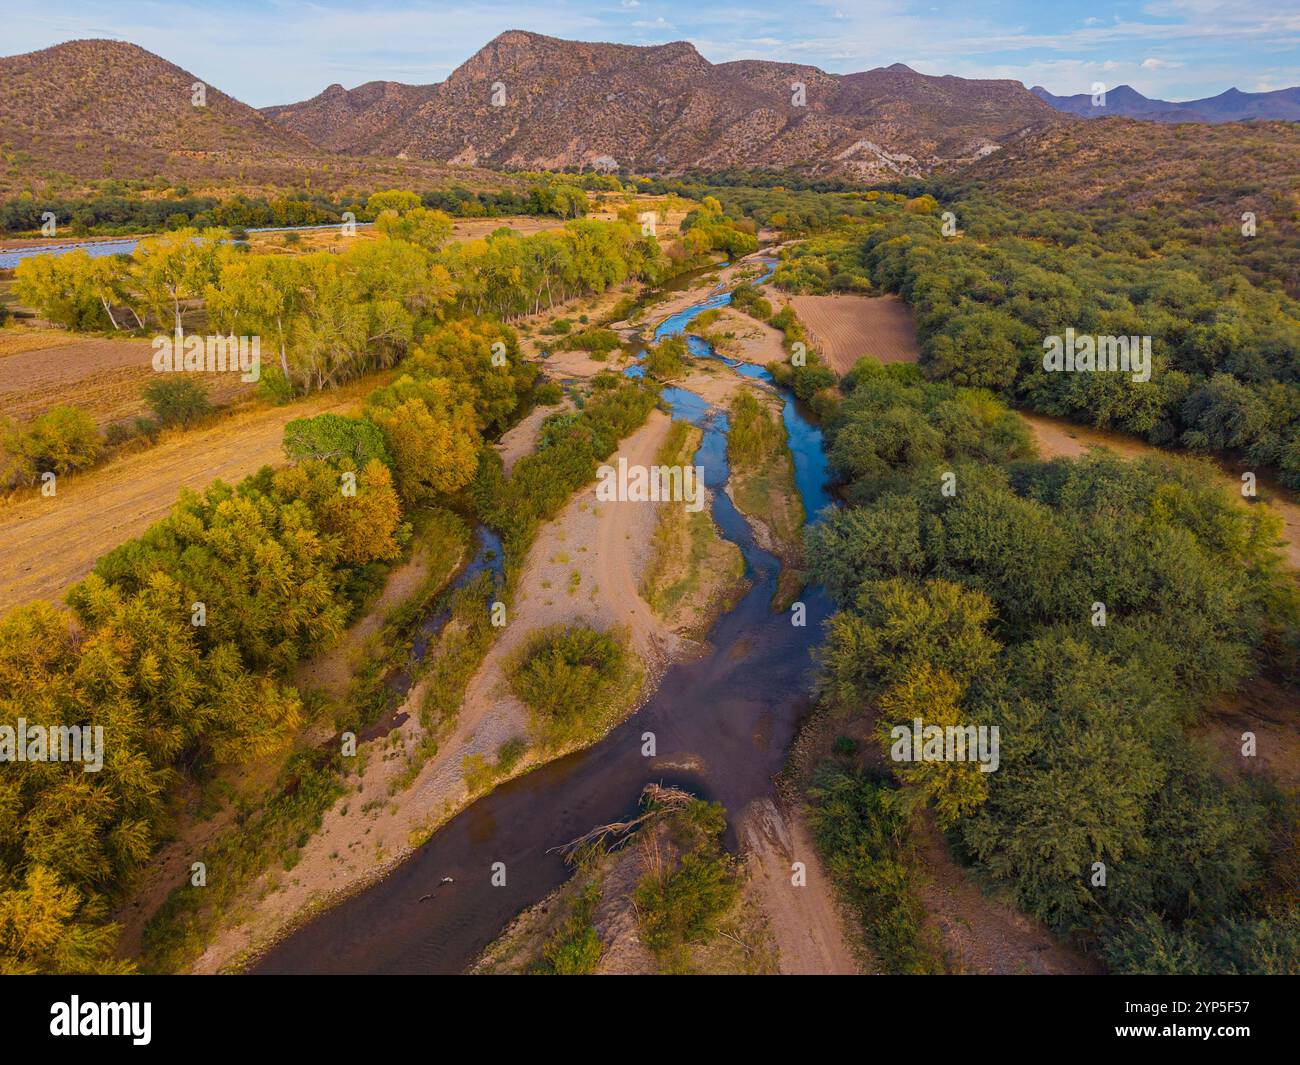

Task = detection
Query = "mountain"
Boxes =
[264,30,1065,178]
[0,39,518,198]
[1030,83,1300,123]
[950,116,1300,295]
[0,39,314,155]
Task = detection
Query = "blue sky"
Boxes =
[5,0,1298,106]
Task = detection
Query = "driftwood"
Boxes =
[548,783,694,862]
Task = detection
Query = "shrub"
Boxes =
[142,378,213,428]
[283,413,392,468]
[1,405,102,486]
[508,625,635,747]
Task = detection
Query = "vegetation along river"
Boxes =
[253,257,834,974]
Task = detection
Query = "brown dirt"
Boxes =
[736,798,860,974]
[913,813,1104,974]
[0,328,253,428]
[691,306,786,366]
[492,398,572,476]
[789,293,920,375]
[0,376,380,613]
[1198,678,1300,792]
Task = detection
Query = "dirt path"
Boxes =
[190,411,682,972]
[789,293,920,375]
[492,398,572,476]
[1023,411,1300,570]
[914,814,1103,974]
[736,797,860,974]
[0,377,378,613]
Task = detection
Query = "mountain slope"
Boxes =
[265,30,1064,177]
[0,39,314,154]
[0,39,522,198]
[1031,83,1300,123]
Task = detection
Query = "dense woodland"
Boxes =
[806,361,1300,973]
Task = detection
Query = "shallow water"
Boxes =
[253,258,833,974]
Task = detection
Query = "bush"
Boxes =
[509,625,635,747]
[633,800,740,972]
[1,405,102,486]
[142,378,212,428]
[282,413,392,468]
[642,336,688,381]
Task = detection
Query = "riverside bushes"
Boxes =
[508,625,640,748]
[806,363,1300,973]
[473,377,659,574]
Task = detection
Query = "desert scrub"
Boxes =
[507,624,642,749]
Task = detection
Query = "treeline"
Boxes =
[806,360,1300,973]
[0,181,591,236]
[859,205,1300,488]
[15,212,661,398]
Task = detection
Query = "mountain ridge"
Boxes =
[259,29,1065,177]
[1030,82,1300,123]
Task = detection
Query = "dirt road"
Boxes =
[737,797,861,974]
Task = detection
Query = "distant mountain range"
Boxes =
[261,30,1063,178]
[1030,83,1300,123]
[1,31,1295,199]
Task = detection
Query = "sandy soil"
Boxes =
[189,410,685,972]
[0,377,378,613]
[0,328,253,428]
[691,306,787,367]
[1023,411,1300,571]
[492,398,572,476]
[736,798,860,974]
[914,814,1104,974]
[790,293,920,375]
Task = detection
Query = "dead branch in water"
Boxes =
[549,783,694,862]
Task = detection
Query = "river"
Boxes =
[251,256,834,974]
[0,222,375,269]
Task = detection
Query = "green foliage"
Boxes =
[508,625,638,748]
[473,378,659,571]
[633,799,740,973]
[560,327,623,358]
[1,405,102,487]
[282,413,392,469]
[642,336,688,381]
[807,369,1300,973]
[142,377,212,428]
[533,879,604,975]
[808,767,943,974]
[859,204,1300,487]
